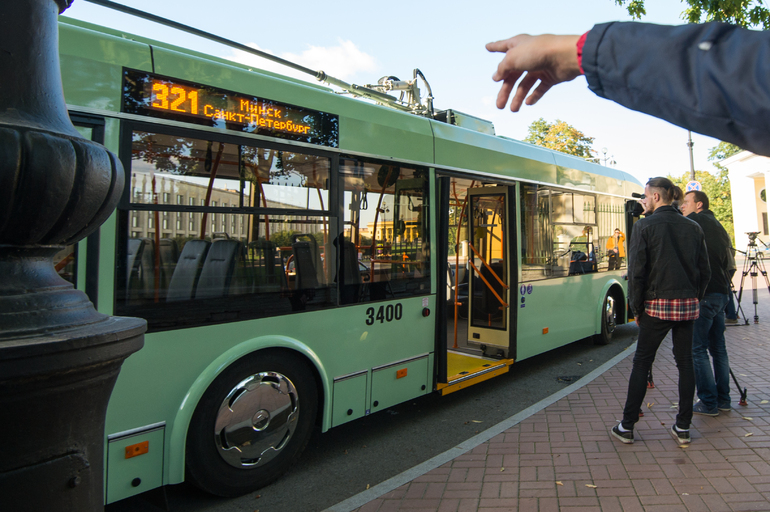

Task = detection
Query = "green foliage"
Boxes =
[524,118,597,160]
[615,0,770,29]
[615,0,646,19]
[708,141,742,162]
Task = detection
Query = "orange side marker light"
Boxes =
[125,441,149,459]
[396,368,408,379]
[542,327,549,334]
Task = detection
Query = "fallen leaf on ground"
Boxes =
[682,493,689,495]
[366,484,370,490]
[679,445,688,449]
[500,467,505,472]
[647,402,654,408]
[556,481,563,486]
[472,420,482,423]
[745,432,754,437]
[761,400,769,404]
[743,417,754,421]
[586,484,597,488]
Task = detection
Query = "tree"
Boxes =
[614,0,770,29]
[524,118,598,161]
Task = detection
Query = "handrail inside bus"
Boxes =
[83,0,432,115]
[467,242,508,309]
[199,141,225,240]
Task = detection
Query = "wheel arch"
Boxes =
[595,279,627,334]
[165,336,330,486]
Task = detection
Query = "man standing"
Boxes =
[606,228,625,270]
[680,190,732,415]
[611,177,710,446]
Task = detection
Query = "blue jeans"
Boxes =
[622,312,695,430]
[725,270,737,320]
[725,291,737,320]
[692,293,730,409]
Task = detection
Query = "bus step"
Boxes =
[436,351,514,396]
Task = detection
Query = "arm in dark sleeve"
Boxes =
[627,224,646,317]
[697,234,712,300]
[582,22,770,157]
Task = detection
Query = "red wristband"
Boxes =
[576,31,589,75]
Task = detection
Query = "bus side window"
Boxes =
[116,130,336,330]
[339,159,431,304]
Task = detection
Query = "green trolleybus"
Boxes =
[55,12,642,504]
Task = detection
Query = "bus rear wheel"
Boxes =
[185,351,318,497]
[594,293,617,345]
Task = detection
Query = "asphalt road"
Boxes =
[107,322,638,512]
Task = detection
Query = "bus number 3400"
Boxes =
[365,304,403,325]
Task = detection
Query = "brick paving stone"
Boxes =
[457,499,480,512]
[436,499,460,512]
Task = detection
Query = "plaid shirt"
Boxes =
[645,298,700,321]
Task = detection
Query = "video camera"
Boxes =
[747,231,760,241]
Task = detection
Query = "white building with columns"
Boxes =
[723,151,769,252]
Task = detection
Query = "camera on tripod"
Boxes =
[737,232,770,324]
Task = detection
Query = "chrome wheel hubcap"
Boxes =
[605,296,617,334]
[214,371,299,469]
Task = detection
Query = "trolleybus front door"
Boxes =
[466,187,511,354]
[435,179,514,396]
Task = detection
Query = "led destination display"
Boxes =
[122,69,338,147]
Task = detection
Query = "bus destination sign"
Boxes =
[122,69,339,147]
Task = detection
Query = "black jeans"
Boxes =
[622,312,695,430]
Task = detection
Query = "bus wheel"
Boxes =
[186,351,318,497]
[594,294,617,345]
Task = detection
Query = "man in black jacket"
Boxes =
[612,178,710,445]
[680,190,732,415]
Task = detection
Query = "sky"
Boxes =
[61,0,729,186]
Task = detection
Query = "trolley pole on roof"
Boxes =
[0,1,145,509]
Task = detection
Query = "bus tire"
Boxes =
[594,293,617,345]
[185,351,318,497]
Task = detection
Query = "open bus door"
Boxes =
[435,178,513,396]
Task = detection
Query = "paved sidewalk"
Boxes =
[331,284,770,512]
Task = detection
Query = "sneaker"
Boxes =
[693,400,719,416]
[718,403,731,412]
[670,425,691,445]
[725,318,739,324]
[611,424,634,444]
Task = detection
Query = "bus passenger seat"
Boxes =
[166,239,210,301]
[126,237,156,301]
[340,240,361,304]
[292,241,319,291]
[126,238,144,297]
[249,239,282,292]
[159,238,179,293]
[195,239,242,299]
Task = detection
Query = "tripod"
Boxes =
[728,279,749,325]
[736,233,770,323]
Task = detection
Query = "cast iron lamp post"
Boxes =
[0,1,145,510]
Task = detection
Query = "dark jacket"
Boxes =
[582,22,770,157]
[628,205,711,318]
[686,210,731,295]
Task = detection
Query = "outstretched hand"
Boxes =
[486,34,582,111]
